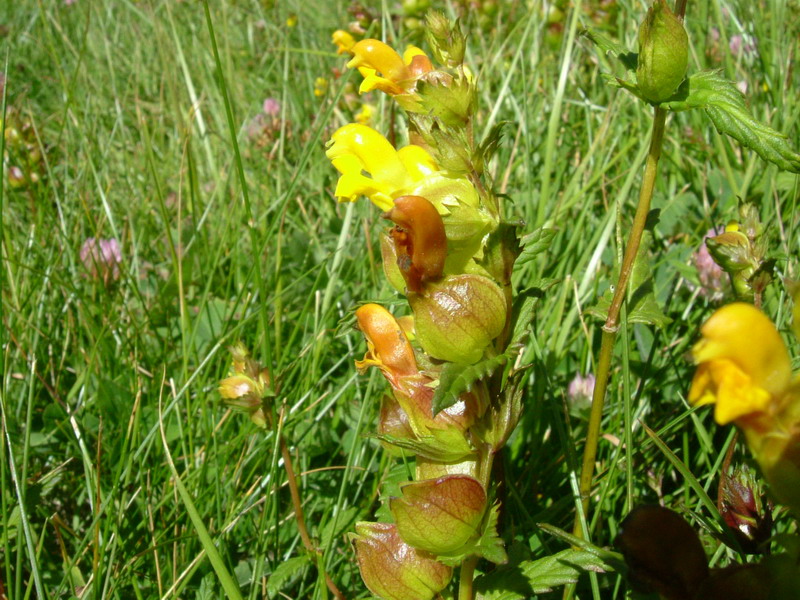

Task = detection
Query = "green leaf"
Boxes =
[477,121,512,167]
[266,556,310,598]
[586,226,671,328]
[660,70,800,173]
[432,355,508,415]
[475,548,613,600]
[581,28,638,71]
[509,278,560,347]
[319,506,361,547]
[515,227,557,267]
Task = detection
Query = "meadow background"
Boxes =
[1,0,798,598]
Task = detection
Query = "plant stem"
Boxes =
[458,556,478,600]
[572,106,668,539]
[280,437,346,600]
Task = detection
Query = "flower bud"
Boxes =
[636,0,689,103]
[352,521,452,600]
[390,475,486,555]
[718,464,772,554]
[218,345,273,428]
[409,274,507,364]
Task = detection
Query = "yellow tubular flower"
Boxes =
[355,304,418,381]
[689,303,793,424]
[325,123,438,210]
[347,39,432,95]
[332,30,356,55]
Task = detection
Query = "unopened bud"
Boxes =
[718,464,772,554]
[636,0,689,103]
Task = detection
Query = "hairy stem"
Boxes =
[280,437,346,600]
[572,106,668,539]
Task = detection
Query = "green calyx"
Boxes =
[390,475,487,555]
[410,274,507,364]
[636,0,688,103]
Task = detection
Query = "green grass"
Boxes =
[1,0,799,598]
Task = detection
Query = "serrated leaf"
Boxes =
[475,549,613,600]
[586,227,671,328]
[515,227,557,267]
[266,556,309,597]
[478,121,512,166]
[509,278,560,346]
[660,70,800,173]
[432,355,508,415]
[582,28,638,71]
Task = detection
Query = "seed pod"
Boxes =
[637,0,689,103]
[390,475,486,555]
[409,274,506,364]
[351,521,452,600]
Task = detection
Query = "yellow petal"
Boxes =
[693,303,792,398]
[694,359,773,424]
[334,173,395,210]
[396,145,438,181]
[326,124,409,192]
[332,30,356,55]
[348,39,408,82]
[355,304,418,378]
[358,73,404,96]
[330,153,362,176]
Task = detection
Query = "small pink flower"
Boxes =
[693,228,726,300]
[567,373,595,411]
[262,97,280,117]
[80,237,122,285]
[729,34,757,58]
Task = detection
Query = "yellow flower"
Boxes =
[346,39,433,95]
[325,123,437,210]
[286,14,298,28]
[689,303,792,425]
[314,77,328,98]
[332,30,356,55]
[355,303,418,382]
[355,103,374,126]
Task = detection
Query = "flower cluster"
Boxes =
[689,302,800,512]
[2,106,46,190]
[328,14,521,600]
[218,344,274,428]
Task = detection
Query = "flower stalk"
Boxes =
[573,107,667,538]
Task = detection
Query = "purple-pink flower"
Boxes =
[693,228,726,300]
[262,97,280,117]
[567,372,596,412]
[80,237,122,285]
